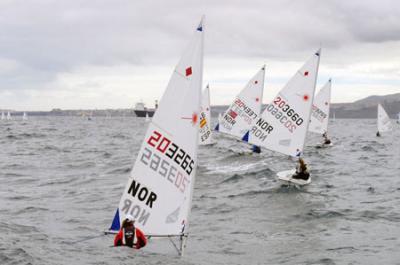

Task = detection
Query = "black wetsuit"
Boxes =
[292,164,310,180]
[292,171,310,180]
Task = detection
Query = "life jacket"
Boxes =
[114,227,147,249]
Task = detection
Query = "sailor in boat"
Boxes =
[252,145,261,154]
[295,149,302,157]
[291,158,310,181]
[376,131,381,137]
[114,214,147,249]
[322,132,331,145]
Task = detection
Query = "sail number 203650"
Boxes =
[146,131,195,176]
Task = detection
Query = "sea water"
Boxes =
[0,117,399,265]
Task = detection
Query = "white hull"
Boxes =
[277,169,311,186]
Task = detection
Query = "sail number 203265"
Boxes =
[146,131,195,176]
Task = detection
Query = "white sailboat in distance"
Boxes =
[1,112,4,120]
[22,112,28,121]
[215,66,265,142]
[243,50,321,185]
[308,79,332,147]
[199,84,213,145]
[376,104,392,136]
[106,17,204,256]
[6,111,11,120]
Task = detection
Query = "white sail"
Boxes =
[22,112,28,121]
[308,79,331,134]
[1,112,4,120]
[243,50,321,157]
[6,111,11,120]
[199,85,213,145]
[145,112,150,122]
[215,66,265,139]
[109,18,204,238]
[377,104,392,133]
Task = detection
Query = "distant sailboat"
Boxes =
[6,111,11,120]
[376,104,392,136]
[22,112,28,121]
[215,66,265,141]
[243,50,321,185]
[145,112,150,122]
[106,17,204,256]
[199,84,213,145]
[1,112,4,120]
[308,79,332,146]
[397,112,400,124]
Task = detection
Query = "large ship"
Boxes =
[133,101,158,117]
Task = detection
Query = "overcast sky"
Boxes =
[0,0,399,110]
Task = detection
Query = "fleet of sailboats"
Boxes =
[1,16,398,257]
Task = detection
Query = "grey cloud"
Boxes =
[0,0,399,93]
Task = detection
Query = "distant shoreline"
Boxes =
[2,93,399,119]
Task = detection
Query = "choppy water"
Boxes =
[1,117,399,265]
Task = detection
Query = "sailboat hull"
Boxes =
[277,169,311,186]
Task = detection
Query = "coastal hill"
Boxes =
[330,93,400,119]
[211,93,400,119]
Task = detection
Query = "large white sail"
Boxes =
[377,104,392,133]
[308,79,331,134]
[215,66,265,139]
[109,18,204,238]
[199,85,213,145]
[243,50,321,157]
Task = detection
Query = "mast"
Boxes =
[181,15,204,256]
